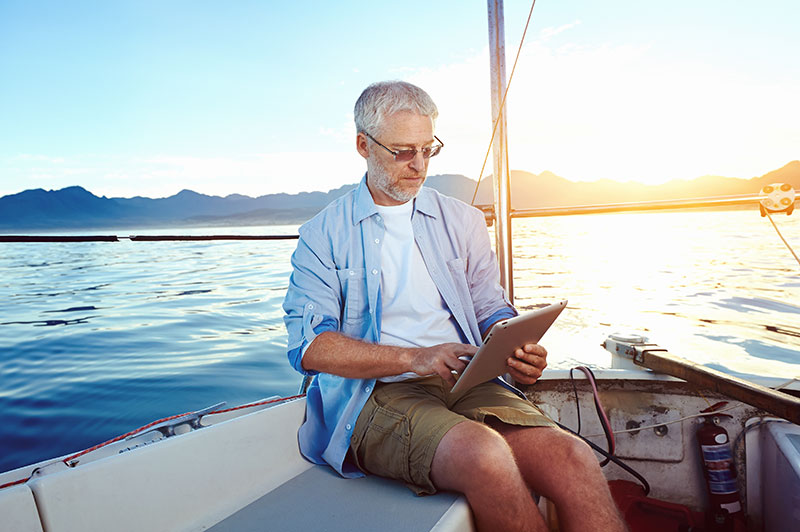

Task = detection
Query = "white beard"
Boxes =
[367,159,424,204]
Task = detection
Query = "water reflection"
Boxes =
[512,210,800,377]
[0,215,798,473]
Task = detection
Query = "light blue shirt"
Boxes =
[282,176,517,477]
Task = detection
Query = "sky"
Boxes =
[1,0,798,199]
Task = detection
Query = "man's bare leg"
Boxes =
[430,420,547,532]
[491,421,627,532]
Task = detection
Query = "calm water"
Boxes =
[1,211,799,473]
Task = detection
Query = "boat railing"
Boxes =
[476,192,775,221]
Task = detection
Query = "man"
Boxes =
[283,80,625,532]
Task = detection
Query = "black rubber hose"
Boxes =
[555,421,651,496]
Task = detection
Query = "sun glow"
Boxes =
[508,211,800,378]
[413,34,799,187]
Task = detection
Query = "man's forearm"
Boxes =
[302,331,415,379]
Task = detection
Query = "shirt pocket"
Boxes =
[336,267,366,325]
[446,257,472,308]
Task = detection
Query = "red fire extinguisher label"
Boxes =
[701,444,738,494]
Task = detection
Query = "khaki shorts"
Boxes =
[348,376,555,495]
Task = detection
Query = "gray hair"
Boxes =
[354,80,438,136]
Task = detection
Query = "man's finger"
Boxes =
[522,343,547,357]
[460,344,478,355]
[439,365,458,386]
[513,349,547,369]
[446,356,467,373]
[507,365,541,385]
[508,356,545,375]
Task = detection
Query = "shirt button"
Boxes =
[365,386,371,393]
[307,303,314,310]
[375,215,381,221]
[374,238,380,244]
[346,424,352,431]
[349,270,355,276]
[371,269,378,275]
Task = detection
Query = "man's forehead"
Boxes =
[379,111,435,144]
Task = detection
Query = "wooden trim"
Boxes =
[634,348,800,424]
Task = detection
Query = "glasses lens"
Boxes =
[394,150,416,162]
[391,141,443,162]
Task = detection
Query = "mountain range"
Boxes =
[1,161,797,231]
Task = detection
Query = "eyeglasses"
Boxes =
[363,132,444,162]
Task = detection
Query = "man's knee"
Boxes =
[452,421,515,466]
[538,427,604,480]
[433,421,520,489]
[472,426,520,476]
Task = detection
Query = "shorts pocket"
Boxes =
[354,404,412,483]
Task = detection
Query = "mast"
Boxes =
[487,0,514,302]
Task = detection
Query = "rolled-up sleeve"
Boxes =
[464,208,517,334]
[283,225,341,376]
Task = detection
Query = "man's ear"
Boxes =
[356,132,369,159]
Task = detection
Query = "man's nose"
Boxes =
[408,150,426,171]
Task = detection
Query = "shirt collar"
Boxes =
[413,185,439,219]
[352,173,441,225]
[353,175,378,224]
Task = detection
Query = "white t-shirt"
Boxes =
[375,200,462,382]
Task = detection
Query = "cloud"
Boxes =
[539,21,581,41]
[401,37,800,184]
[318,115,355,144]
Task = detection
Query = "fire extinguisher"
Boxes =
[696,402,745,531]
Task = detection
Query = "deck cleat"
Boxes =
[603,332,666,370]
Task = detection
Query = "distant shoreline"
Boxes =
[1,162,797,232]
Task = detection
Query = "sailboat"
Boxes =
[1,2,799,531]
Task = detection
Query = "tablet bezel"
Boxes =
[450,300,567,395]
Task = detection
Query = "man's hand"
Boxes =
[506,343,547,385]
[408,343,477,386]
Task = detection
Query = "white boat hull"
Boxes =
[2,369,799,531]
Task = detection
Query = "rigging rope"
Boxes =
[765,210,800,267]
[471,0,537,206]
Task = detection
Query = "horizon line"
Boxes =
[3,160,798,201]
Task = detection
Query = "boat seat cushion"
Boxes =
[0,484,44,532]
[208,465,467,532]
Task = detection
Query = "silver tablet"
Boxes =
[450,300,567,395]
